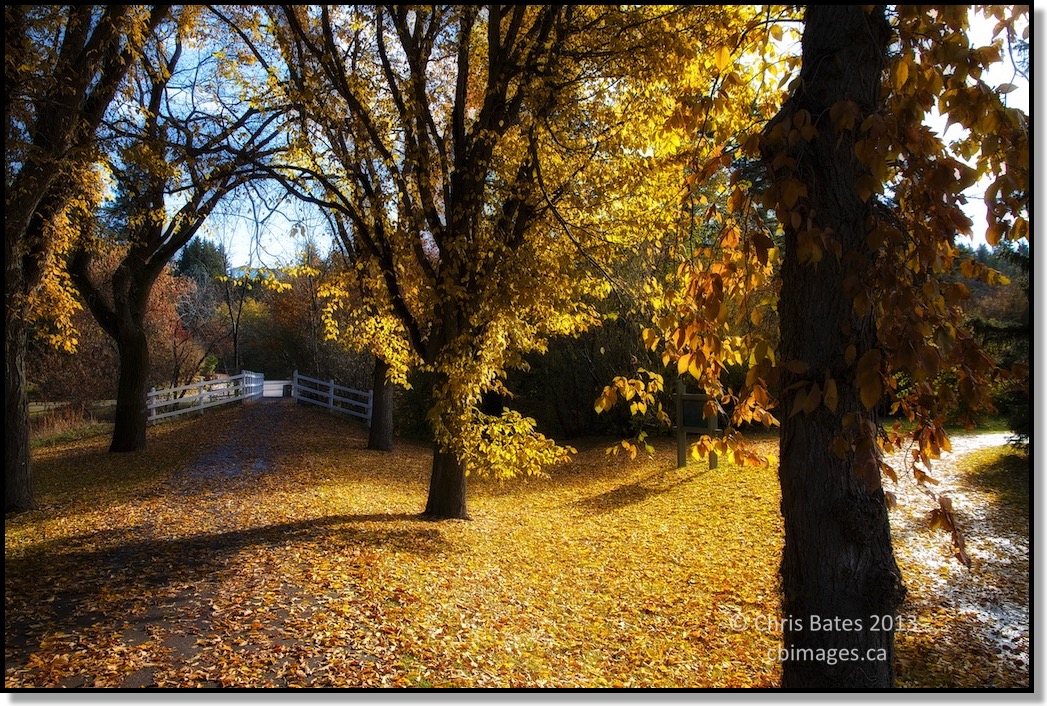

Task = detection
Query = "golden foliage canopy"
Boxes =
[601,5,1029,485]
[243,5,768,479]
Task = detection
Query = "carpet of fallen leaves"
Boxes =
[5,401,1029,688]
[886,435,1030,689]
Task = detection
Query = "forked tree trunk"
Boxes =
[367,357,394,452]
[110,325,150,452]
[5,309,34,512]
[768,5,905,688]
[423,445,468,520]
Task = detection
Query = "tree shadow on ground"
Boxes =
[574,466,706,514]
[966,449,1030,512]
[4,511,446,679]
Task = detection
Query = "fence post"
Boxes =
[676,378,686,468]
[707,400,719,470]
[328,379,335,411]
[149,387,156,422]
[242,371,259,401]
[365,389,373,426]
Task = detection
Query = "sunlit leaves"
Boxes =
[713,45,732,73]
[444,407,575,481]
[595,369,670,439]
[254,6,767,497]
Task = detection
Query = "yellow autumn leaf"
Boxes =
[859,377,881,410]
[823,378,839,413]
[714,44,732,72]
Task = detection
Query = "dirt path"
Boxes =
[113,399,343,688]
[8,400,347,688]
[170,398,285,488]
[885,432,1029,686]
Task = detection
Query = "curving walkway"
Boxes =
[885,432,1028,684]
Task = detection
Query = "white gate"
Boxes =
[292,371,373,425]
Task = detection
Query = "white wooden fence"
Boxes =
[292,370,372,425]
[147,371,264,423]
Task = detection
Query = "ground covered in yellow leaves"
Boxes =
[5,401,1029,688]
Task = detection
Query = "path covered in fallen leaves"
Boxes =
[5,402,1029,688]
[885,433,1029,687]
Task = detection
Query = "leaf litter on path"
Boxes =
[884,433,1028,688]
[5,405,1028,687]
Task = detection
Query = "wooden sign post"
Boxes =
[675,378,720,469]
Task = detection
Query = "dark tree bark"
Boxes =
[109,311,152,453]
[5,5,170,512]
[108,267,152,448]
[423,445,468,520]
[419,380,504,518]
[110,335,150,451]
[71,252,160,453]
[764,5,905,688]
[367,356,395,452]
[5,309,33,512]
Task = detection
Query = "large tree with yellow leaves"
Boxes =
[253,5,760,518]
[5,5,170,512]
[608,3,1028,688]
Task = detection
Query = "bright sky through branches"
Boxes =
[943,8,1030,248]
[212,6,1029,268]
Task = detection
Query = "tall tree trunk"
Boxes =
[5,5,171,509]
[6,189,67,513]
[420,310,471,520]
[70,249,158,454]
[423,444,468,520]
[110,323,150,452]
[367,356,394,452]
[767,5,905,688]
[5,308,34,512]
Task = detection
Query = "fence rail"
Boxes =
[148,371,264,423]
[292,371,372,425]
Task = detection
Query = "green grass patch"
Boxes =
[965,445,1030,513]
